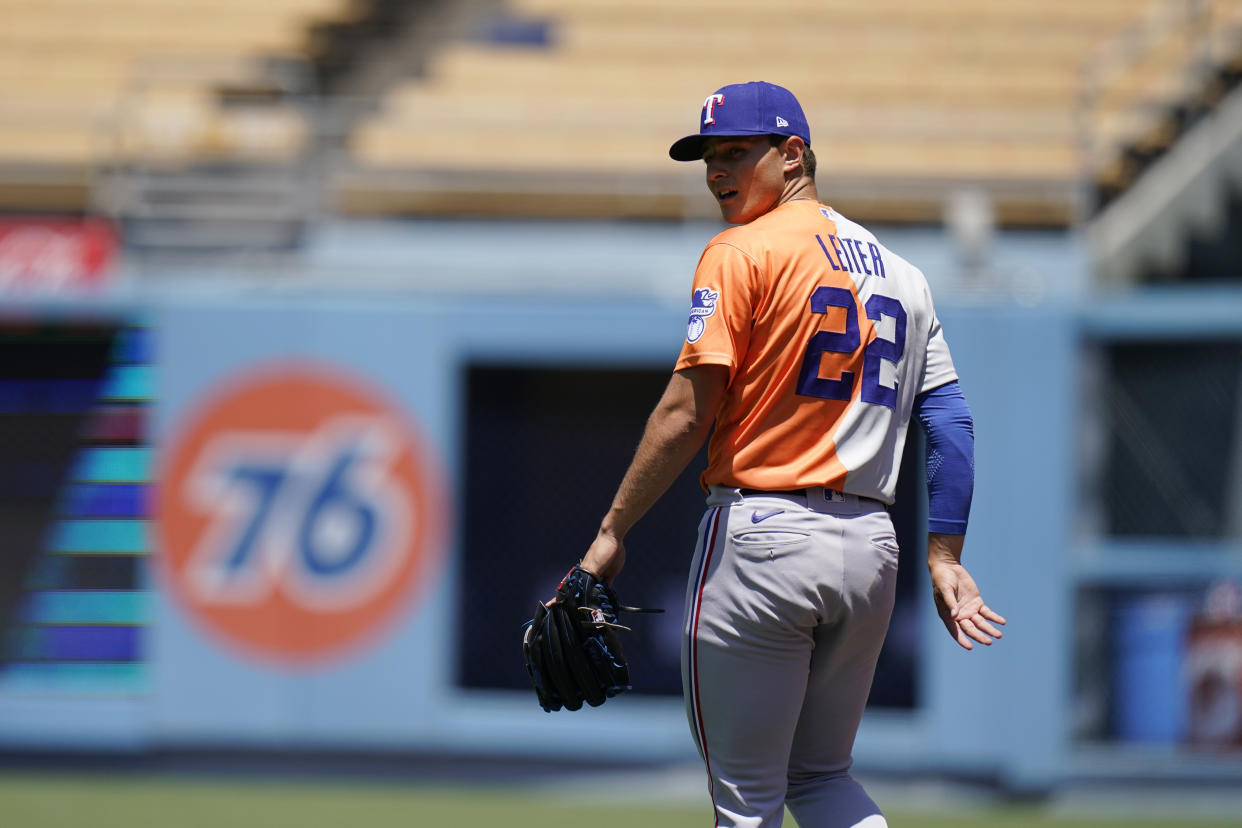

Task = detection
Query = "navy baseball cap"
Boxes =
[668,81,811,162]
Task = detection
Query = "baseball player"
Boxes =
[579,81,1004,827]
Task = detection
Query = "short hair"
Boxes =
[769,134,816,179]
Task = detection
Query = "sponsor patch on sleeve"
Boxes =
[685,287,719,343]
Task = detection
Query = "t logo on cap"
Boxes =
[703,93,725,125]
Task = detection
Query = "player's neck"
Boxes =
[778,178,819,208]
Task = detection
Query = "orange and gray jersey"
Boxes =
[674,200,957,503]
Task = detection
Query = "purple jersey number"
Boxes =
[796,289,906,409]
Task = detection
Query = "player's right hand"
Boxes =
[929,560,1006,650]
[927,533,1005,651]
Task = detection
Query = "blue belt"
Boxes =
[739,487,883,506]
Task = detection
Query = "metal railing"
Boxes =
[1077,0,1242,217]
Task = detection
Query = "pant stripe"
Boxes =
[689,505,725,826]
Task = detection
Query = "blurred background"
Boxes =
[2,0,1242,824]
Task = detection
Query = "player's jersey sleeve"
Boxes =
[917,279,958,395]
[675,241,764,379]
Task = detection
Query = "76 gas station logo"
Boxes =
[184,417,410,611]
[157,366,444,665]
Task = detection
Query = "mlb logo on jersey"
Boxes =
[686,287,719,343]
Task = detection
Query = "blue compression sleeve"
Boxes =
[912,380,974,535]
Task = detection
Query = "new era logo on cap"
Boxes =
[669,81,811,162]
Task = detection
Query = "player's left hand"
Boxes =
[521,565,662,712]
[580,531,626,584]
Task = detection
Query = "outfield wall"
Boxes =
[0,221,1239,791]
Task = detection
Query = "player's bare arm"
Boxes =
[927,532,1006,651]
[580,364,729,583]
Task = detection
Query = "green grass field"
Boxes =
[2,772,1241,828]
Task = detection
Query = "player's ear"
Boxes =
[781,136,807,177]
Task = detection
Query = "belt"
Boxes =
[738,487,883,506]
[739,488,806,498]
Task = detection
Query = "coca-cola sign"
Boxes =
[0,218,117,292]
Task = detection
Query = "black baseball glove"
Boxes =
[522,566,661,712]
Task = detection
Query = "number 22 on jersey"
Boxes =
[795,286,906,408]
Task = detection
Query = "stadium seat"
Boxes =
[4,0,1241,225]
[0,0,354,209]
[344,0,1238,224]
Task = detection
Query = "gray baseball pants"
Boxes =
[682,486,897,828]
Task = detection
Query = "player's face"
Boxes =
[703,137,786,224]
